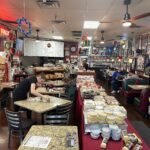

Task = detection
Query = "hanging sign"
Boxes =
[0,27,9,36]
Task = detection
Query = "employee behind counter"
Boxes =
[13,74,49,118]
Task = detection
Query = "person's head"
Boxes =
[36,73,46,83]
[129,69,135,76]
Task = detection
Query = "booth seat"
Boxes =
[134,88,150,116]
[122,78,141,103]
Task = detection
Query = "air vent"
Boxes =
[37,0,60,8]
[72,31,82,37]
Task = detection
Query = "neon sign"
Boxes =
[0,27,9,36]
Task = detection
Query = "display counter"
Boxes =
[75,89,150,150]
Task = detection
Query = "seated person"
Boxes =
[111,69,124,94]
[83,60,88,71]
[124,69,139,80]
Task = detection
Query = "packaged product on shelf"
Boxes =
[87,111,98,124]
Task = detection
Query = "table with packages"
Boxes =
[18,125,79,150]
[75,89,150,150]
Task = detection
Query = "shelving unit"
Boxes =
[34,66,65,81]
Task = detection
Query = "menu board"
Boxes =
[24,38,64,57]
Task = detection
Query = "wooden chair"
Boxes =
[44,102,72,125]
[5,108,36,148]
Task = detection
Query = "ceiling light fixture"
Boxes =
[83,21,100,29]
[52,36,64,40]
[122,3,132,27]
[35,29,40,42]
[100,30,105,44]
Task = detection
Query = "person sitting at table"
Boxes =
[111,68,125,94]
[13,74,49,118]
[124,69,139,80]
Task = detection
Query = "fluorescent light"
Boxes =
[122,20,132,27]
[52,36,64,40]
[87,36,92,40]
[83,21,99,29]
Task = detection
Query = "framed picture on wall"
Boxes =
[137,55,144,71]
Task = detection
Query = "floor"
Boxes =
[0,78,150,150]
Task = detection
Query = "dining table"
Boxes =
[128,85,149,91]
[0,81,19,89]
[36,87,65,97]
[18,125,79,150]
[75,89,150,150]
[14,96,71,123]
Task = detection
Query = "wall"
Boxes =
[21,56,41,67]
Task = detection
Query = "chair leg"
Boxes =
[8,129,11,148]
[19,131,23,143]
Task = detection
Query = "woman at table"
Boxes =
[13,74,49,118]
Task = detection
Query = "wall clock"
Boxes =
[71,46,76,52]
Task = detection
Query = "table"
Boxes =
[14,96,71,113]
[18,125,79,150]
[75,90,150,150]
[128,85,149,91]
[0,82,18,89]
[15,96,71,123]
[36,87,65,96]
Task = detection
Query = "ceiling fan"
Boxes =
[100,30,105,44]
[51,15,66,24]
[100,0,150,28]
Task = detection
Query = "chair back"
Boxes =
[5,109,22,130]
[44,102,72,125]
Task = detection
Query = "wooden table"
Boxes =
[14,96,71,114]
[128,85,149,90]
[0,82,18,89]
[18,125,79,150]
[36,87,65,97]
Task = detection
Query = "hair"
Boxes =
[129,69,135,74]
[36,73,46,80]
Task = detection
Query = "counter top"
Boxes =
[18,125,79,150]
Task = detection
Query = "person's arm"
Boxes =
[30,83,49,99]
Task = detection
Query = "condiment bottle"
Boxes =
[100,138,108,149]
[122,130,129,143]
[122,141,133,150]
[133,144,143,150]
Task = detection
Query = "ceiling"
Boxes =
[0,0,150,44]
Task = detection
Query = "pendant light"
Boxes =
[100,30,105,44]
[122,3,132,27]
[35,29,40,42]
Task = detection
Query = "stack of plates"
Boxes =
[101,127,111,139]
